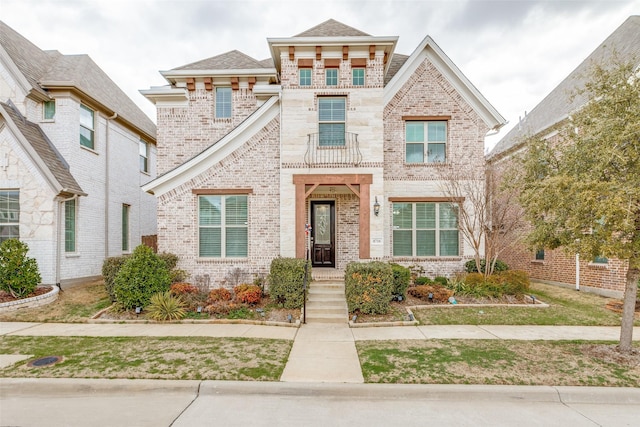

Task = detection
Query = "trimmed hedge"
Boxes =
[345,261,394,314]
[390,263,411,299]
[113,245,171,309]
[0,239,41,298]
[408,284,453,303]
[102,255,129,302]
[268,257,311,309]
[464,258,509,274]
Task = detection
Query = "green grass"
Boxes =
[0,336,292,381]
[413,282,634,326]
[357,339,640,386]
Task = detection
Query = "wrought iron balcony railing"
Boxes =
[304,132,362,167]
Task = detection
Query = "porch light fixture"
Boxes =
[373,197,380,216]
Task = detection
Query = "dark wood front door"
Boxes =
[311,201,335,267]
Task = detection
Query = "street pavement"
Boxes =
[1,322,640,426]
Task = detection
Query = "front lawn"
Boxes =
[413,282,635,326]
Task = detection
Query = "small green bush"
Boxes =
[113,245,171,309]
[433,276,449,286]
[157,252,188,283]
[102,255,129,302]
[268,257,311,309]
[464,258,509,274]
[389,263,411,299]
[449,270,530,298]
[345,261,394,314]
[414,276,433,286]
[146,291,187,321]
[0,239,41,298]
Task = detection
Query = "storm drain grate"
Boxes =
[28,356,62,367]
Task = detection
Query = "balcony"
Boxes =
[304,132,363,167]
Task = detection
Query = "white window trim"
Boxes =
[0,190,20,243]
[43,100,56,122]
[215,87,232,119]
[79,104,96,151]
[64,198,77,254]
[392,202,459,257]
[299,68,312,86]
[198,195,248,259]
[405,120,448,164]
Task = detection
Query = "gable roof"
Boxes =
[0,20,156,141]
[488,15,640,159]
[384,35,506,131]
[294,19,370,37]
[384,53,410,86]
[0,101,84,197]
[174,50,271,71]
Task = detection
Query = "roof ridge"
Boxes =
[294,18,370,37]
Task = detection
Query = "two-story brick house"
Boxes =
[142,20,505,285]
[487,16,640,297]
[0,21,158,286]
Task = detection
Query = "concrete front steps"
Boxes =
[305,280,348,324]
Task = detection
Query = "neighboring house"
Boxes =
[0,21,158,286]
[142,19,505,285]
[487,16,640,297]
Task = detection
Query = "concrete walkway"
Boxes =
[2,321,640,383]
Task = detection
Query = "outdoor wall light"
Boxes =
[373,196,380,216]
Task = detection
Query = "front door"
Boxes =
[310,201,335,267]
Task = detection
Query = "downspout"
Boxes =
[56,194,79,288]
[105,113,118,258]
[575,253,580,291]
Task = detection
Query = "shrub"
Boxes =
[495,270,530,297]
[113,245,171,309]
[449,270,530,299]
[234,284,262,305]
[389,263,411,299]
[414,276,433,286]
[464,258,509,274]
[268,257,311,309]
[408,284,453,303]
[170,282,199,295]
[0,239,41,298]
[433,276,449,286]
[345,261,394,314]
[208,288,232,303]
[102,255,129,302]
[146,291,187,321]
[157,252,188,283]
[204,301,243,317]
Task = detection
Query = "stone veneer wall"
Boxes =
[156,117,280,288]
[156,88,261,174]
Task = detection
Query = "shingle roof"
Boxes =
[0,101,84,196]
[384,53,409,86]
[294,19,370,37]
[0,20,155,140]
[489,16,640,159]
[174,50,271,70]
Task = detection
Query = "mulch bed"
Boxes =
[605,300,640,315]
[0,286,53,304]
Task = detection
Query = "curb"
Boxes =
[0,377,201,395]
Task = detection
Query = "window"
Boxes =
[65,199,76,252]
[0,190,19,243]
[299,68,312,86]
[352,68,365,86]
[318,97,346,146]
[215,87,232,118]
[535,249,545,260]
[122,204,130,252]
[405,121,447,163]
[44,100,55,120]
[325,68,338,86]
[199,195,248,258]
[139,140,149,173]
[80,104,95,149]
[593,255,608,264]
[392,202,459,257]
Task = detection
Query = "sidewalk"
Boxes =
[2,321,639,383]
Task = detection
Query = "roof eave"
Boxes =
[161,68,278,78]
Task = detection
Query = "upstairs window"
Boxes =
[299,68,312,86]
[44,100,56,120]
[325,68,338,86]
[139,140,149,173]
[392,202,459,257]
[215,87,232,118]
[318,97,345,146]
[80,105,95,149]
[0,190,19,243]
[405,121,447,163]
[352,68,365,86]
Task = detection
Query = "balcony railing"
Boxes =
[304,132,362,167]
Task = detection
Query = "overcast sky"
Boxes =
[2,0,639,150]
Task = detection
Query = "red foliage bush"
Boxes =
[208,288,232,303]
[204,301,239,316]
[408,284,453,303]
[234,284,262,305]
[170,282,199,295]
